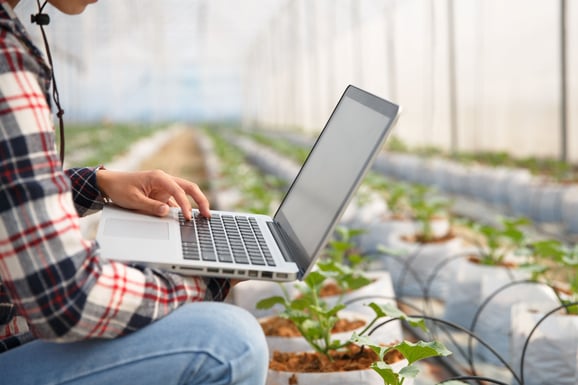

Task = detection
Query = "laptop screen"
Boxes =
[273,85,399,277]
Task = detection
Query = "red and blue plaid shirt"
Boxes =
[0,1,229,353]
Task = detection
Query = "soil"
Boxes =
[467,255,518,269]
[260,316,366,337]
[401,231,456,244]
[269,343,403,373]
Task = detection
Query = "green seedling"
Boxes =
[466,217,530,266]
[350,302,452,385]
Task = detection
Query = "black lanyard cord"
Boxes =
[33,0,65,166]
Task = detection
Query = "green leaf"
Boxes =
[304,270,327,290]
[398,364,420,378]
[368,303,428,332]
[394,340,452,365]
[350,333,391,359]
[371,361,400,385]
[255,296,285,310]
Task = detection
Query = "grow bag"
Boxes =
[510,302,578,385]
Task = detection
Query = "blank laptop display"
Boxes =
[96,85,400,282]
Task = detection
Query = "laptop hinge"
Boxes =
[267,221,307,278]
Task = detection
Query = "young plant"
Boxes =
[407,185,452,242]
[316,226,373,297]
[466,217,531,266]
[350,302,452,385]
[365,174,413,220]
[256,270,348,359]
[530,239,578,315]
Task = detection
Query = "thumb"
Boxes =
[138,197,170,217]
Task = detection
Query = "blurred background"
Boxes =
[13,0,578,161]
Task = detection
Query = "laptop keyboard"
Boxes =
[179,212,275,266]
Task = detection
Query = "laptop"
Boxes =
[96,85,400,282]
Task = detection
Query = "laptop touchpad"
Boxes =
[103,218,170,240]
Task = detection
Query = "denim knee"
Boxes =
[176,302,269,385]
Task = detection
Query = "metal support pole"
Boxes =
[560,0,568,163]
[447,0,458,155]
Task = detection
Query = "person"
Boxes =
[0,0,269,384]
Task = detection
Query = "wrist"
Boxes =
[96,166,113,203]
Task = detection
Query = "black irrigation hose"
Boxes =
[423,250,478,318]
[359,251,476,365]
[342,295,424,316]
[437,376,511,385]
[466,280,556,378]
[519,301,578,385]
[369,315,522,385]
[362,248,427,301]
[395,243,428,297]
[342,294,472,365]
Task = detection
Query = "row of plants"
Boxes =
[244,128,578,235]
[197,127,481,384]
[384,135,577,183]
[200,127,524,383]
[200,126,286,214]
[63,121,167,167]
[222,127,578,385]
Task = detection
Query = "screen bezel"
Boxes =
[272,85,400,279]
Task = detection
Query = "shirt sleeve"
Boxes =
[0,26,230,344]
[64,167,105,217]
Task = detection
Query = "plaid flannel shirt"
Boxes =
[0,2,229,353]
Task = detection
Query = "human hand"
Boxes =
[96,168,210,220]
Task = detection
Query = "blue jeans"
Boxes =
[0,302,269,385]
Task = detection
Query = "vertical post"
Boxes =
[560,0,568,162]
[384,1,398,101]
[351,0,363,85]
[447,0,458,155]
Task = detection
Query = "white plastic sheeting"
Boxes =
[243,0,578,162]
[11,0,578,161]
[13,0,286,121]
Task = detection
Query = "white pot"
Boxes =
[447,162,470,195]
[510,302,578,385]
[321,271,403,343]
[443,258,531,329]
[562,185,578,234]
[267,357,411,385]
[232,280,299,318]
[356,217,416,255]
[261,310,398,357]
[427,158,455,192]
[527,181,567,223]
[389,154,423,183]
[497,168,533,208]
[463,165,493,200]
[321,272,397,313]
[382,230,466,299]
[507,176,539,218]
[473,278,559,365]
[482,167,531,207]
[345,192,389,230]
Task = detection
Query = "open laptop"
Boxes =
[96,85,400,282]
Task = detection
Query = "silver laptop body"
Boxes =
[96,85,400,282]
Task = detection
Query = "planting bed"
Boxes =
[123,126,578,384]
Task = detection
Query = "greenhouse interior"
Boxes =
[9,0,578,384]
